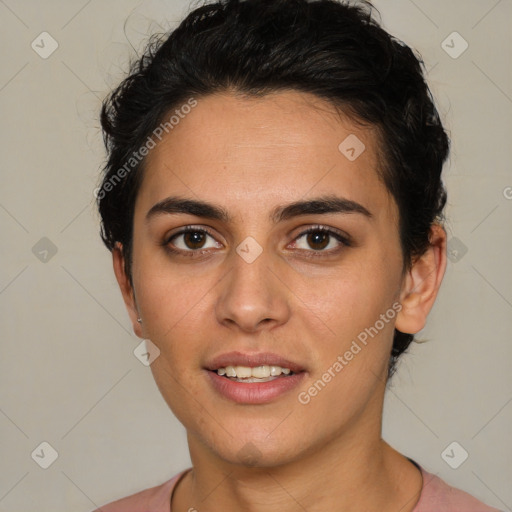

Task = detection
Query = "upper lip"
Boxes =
[205,351,305,373]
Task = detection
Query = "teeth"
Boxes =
[252,365,270,378]
[234,365,252,378]
[270,365,281,376]
[216,365,293,378]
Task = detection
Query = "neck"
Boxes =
[173,421,422,512]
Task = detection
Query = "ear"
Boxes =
[112,242,143,338]
[395,224,447,335]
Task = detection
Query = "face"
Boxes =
[116,91,426,468]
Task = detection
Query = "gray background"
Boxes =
[0,0,511,510]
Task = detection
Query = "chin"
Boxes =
[204,430,305,469]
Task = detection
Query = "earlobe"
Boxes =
[395,224,447,335]
[112,242,144,338]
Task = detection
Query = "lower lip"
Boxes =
[206,370,306,404]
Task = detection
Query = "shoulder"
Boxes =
[91,470,189,512]
[414,465,502,512]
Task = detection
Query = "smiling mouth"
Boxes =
[206,357,306,403]
[213,365,295,383]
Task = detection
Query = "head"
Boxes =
[97,0,448,467]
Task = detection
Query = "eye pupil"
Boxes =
[184,231,206,249]
[307,231,329,250]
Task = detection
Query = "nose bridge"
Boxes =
[215,242,289,331]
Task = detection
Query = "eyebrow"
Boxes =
[145,195,373,224]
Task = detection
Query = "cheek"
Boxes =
[297,259,397,338]
[141,275,212,423]
[293,271,397,426]
[293,251,401,396]
[133,269,214,416]
[133,251,216,344]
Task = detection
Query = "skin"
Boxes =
[113,90,447,512]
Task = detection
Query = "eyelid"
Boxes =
[290,224,352,244]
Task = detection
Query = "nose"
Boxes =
[215,247,291,333]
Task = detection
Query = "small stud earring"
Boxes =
[137,318,142,323]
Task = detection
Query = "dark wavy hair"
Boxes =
[97,0,450,379]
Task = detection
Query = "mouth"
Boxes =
[204,352,306,404]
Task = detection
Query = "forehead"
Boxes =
[137,90,395,222]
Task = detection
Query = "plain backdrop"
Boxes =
[0,0,511,510]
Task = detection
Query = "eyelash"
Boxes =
[161,225,351,259]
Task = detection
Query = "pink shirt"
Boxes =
[94,463,502,512]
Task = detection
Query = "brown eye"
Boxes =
[293,227,350,253]
[166,227,222,253]
[183,231,207,249]
[306,231,330,250]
